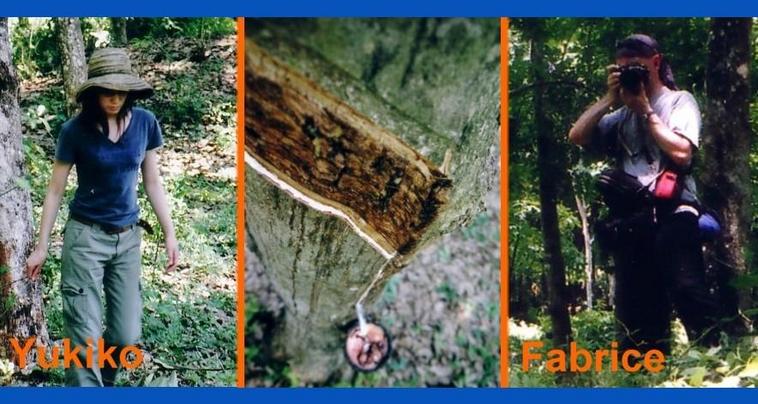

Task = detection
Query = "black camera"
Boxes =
[618,63,649,94]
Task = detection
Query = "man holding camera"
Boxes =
[568,34,722,354]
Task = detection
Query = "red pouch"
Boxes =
[654,170,679,200]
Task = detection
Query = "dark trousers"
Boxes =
[612,208,722,354]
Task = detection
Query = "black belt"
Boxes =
[70,213,135,235]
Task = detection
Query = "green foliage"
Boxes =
[510,315,758,387]
[9,18,234,82]
[140,371,179,387]
[1,294,16,318]
[244,297,261,365]
[140,47,236,136]
[21,89,68,144]
[10,18,60,80]
[79,18,113,52]
[570,310,615,351]
[245,295,299,387]
[149,76,210,130]
[126,18,235,42]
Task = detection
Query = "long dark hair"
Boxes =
[78,88,135,136]
[615,34,678,91]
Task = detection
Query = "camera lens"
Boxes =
[619,63,649,94]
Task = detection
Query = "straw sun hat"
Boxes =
[75,48,154,101]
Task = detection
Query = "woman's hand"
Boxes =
[165,236,180,272]
[142,149,180,273]
[26,246,48,280]
[26,161,72,280]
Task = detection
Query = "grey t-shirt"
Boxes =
[595,89,701,203]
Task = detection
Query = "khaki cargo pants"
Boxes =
[60,218,142,387]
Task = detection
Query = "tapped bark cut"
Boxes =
[246,43,452,258]
[245,18,500,383]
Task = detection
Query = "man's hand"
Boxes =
[568,65,623,146]
[26,246,48,280]
[165,236,180,272]
[606,64,621,105]
[620,83,653,116]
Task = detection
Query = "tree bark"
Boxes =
[0,17,48,370]
[54,18,86,116]
[529,28,572,348]
[246,18,500,382]
[575,195,593,310]
[700,18,754,326]
[109,18,128,47]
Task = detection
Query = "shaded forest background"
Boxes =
[509,18,758,387]
[0,17,237,386]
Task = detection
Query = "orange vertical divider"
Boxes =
[499,17,510,389]
[235,16,247,388]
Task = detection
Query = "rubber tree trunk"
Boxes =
[54,18,86,116]
[700,18,754,326]
[528,26,572,348]
[246,18,500,382]
[0,17,48,370]
[109,18,128,47]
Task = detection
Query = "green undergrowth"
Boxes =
[509,311,758,387]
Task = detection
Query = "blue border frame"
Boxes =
[1,1,757,401]
[0,387,755,401]
[1,0,757,17]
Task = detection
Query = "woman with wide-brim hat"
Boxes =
[26,48,180,387]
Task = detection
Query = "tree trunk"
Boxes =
[109,18,128,47]
[54,18,86,116]
[246,18,500,382]
[0,17,48,371]
[529,29,572,348]
[700,18,754,327]
[575,195,593,310]
[14,18,32,76]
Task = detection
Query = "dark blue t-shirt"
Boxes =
[55,107,164,227]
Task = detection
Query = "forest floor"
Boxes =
[246,170,501,387]
[9,34,237,386]
[509,312,758,387]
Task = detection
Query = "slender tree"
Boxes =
[575,194,593,310]
[526,21,573,348]
[0,17,48,368]
[54,18,86,116]
[700,18,754,327]
[109,18,128,47]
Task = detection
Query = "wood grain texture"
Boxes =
[246,166,390,381]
